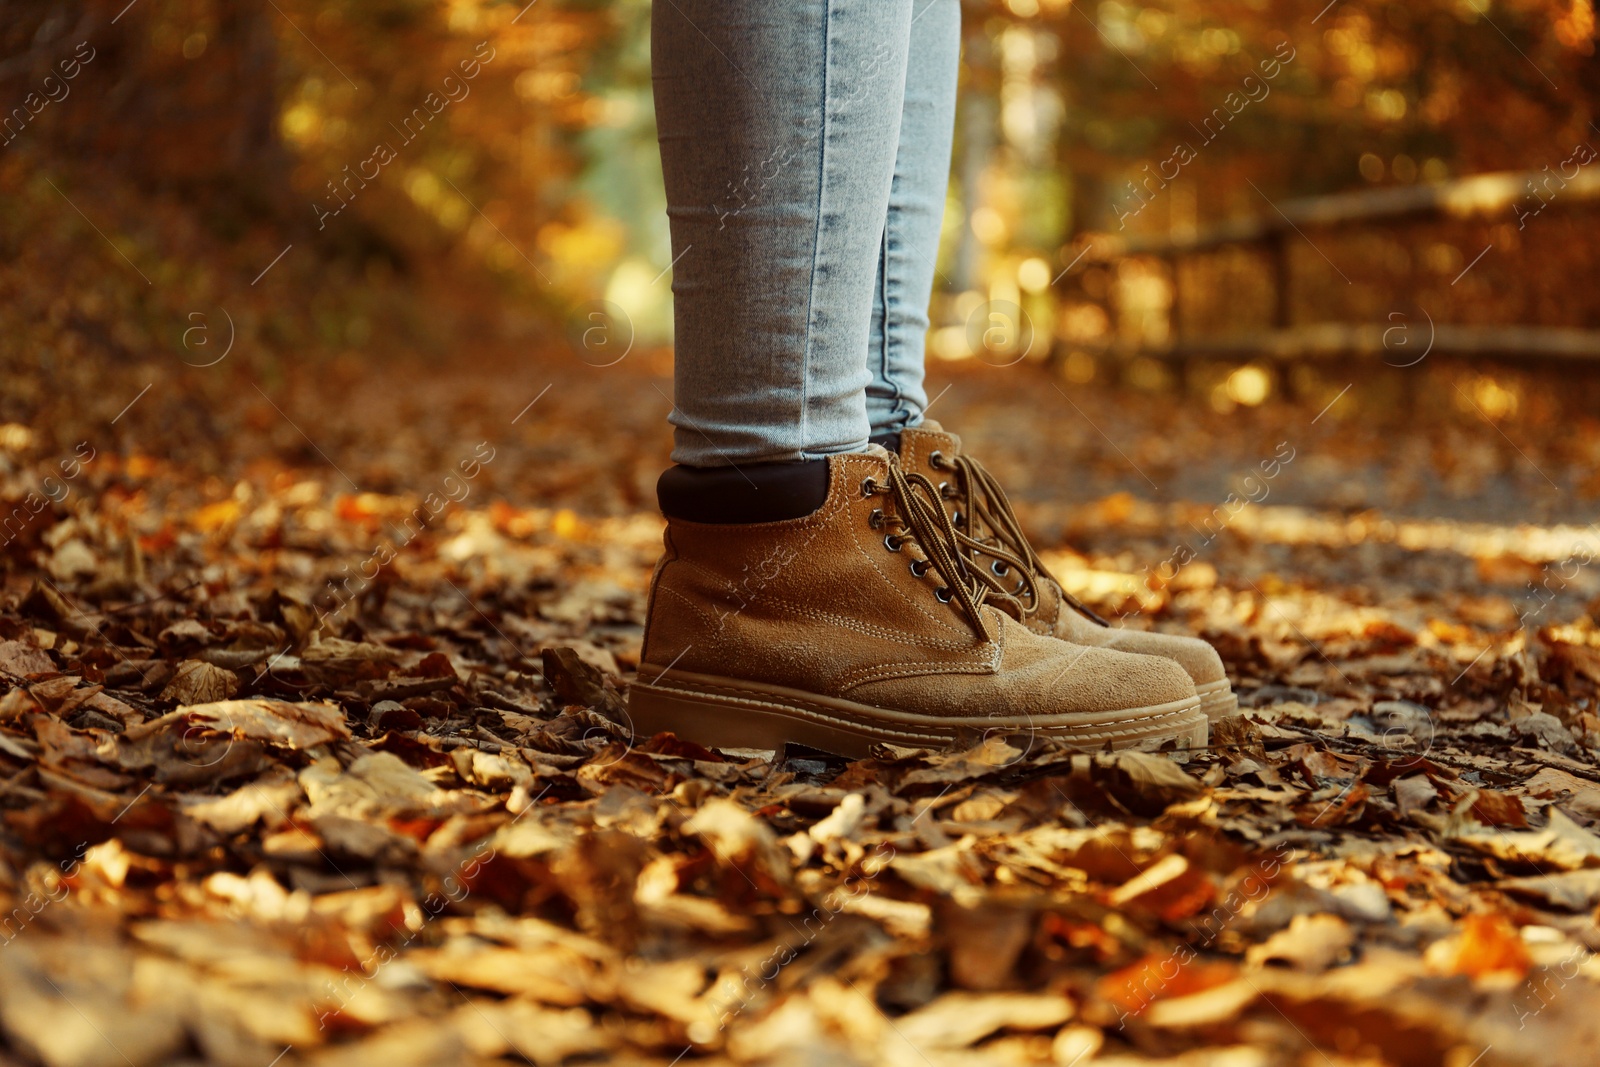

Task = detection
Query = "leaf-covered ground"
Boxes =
[3,350,1600,1067]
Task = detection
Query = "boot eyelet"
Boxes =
[991,560,1010,577]
[935,587,952,603]
[884,535,902,553]
[929,450,946,469]
[952,511,964,528]
[861,476,877,497]
[910,559,930,578]
[868,508,884,529]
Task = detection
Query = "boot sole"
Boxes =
[628,667,1207,759]
[1195,679,1238,722]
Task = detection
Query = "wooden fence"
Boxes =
[1053,165,1600,381]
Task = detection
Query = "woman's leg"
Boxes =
[866,0,961,437]
[652,0,915,466]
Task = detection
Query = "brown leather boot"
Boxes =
[897,422,1239,722]
[630,447,1206,757]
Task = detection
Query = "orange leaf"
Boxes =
[1447,914,1532,980]
[1099,953,1234,1014]
[1469,789,1528,829]
[192,499,241,532]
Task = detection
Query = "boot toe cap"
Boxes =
[1098,629,1226,688]
[993,617,1200,719]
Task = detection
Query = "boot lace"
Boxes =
[929,449,1110,628]
[864,459,1036,642]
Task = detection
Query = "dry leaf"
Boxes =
[160,659,240,705]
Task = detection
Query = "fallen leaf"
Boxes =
[159,659,240,705]
[893,991,1073,1049]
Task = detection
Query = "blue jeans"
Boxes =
[652,0,960,466]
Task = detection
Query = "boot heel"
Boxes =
[628,681,795,753]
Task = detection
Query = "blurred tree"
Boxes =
[996,0,1600,231]
[931,0,1599,359]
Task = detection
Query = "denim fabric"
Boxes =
[867,0,959,436]
[653,0,959,466]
